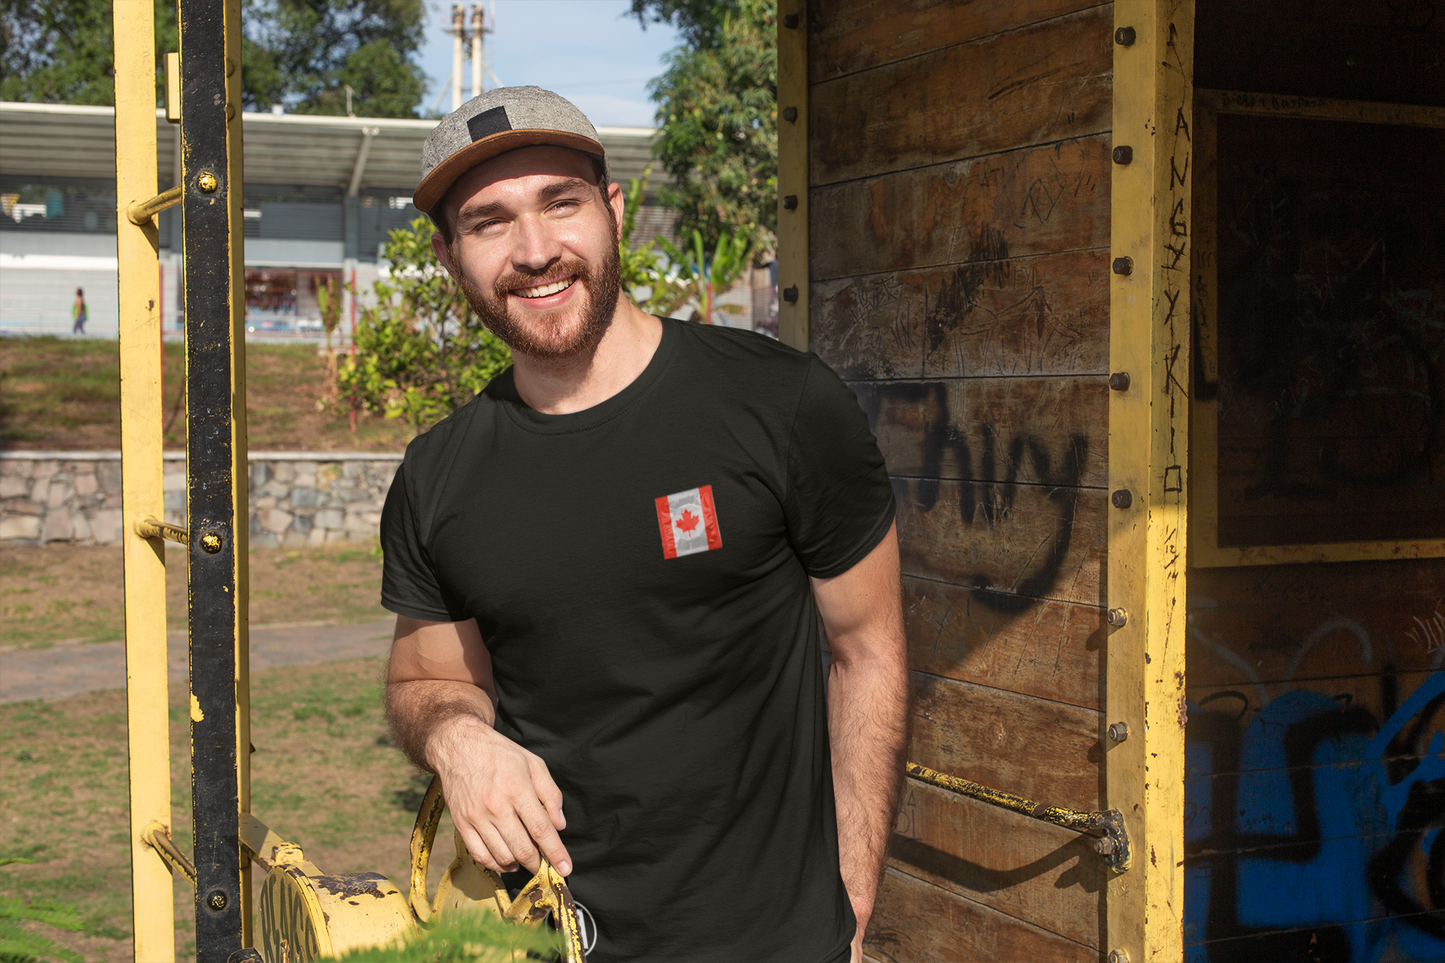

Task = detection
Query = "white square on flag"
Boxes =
[655,485,723,559]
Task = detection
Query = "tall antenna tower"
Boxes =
[447,4,494,110]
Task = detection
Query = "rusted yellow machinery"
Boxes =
[112,2,587,959]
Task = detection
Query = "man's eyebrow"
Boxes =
[457,177,595,224]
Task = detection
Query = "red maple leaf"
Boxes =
[675,508,701,534]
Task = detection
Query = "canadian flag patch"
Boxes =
[655,485,723,559]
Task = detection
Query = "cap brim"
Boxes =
[414,130,606,215]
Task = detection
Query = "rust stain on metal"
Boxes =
[314,873,391,900]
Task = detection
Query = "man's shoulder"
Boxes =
[399,380,499,472]
[667,319,817,392]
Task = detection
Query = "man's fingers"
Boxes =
[458,821,514,875]
[528,756,567,831]
[519,800,572,876]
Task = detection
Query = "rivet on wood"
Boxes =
[783,12,799,28]
[1114,26,1136,46]
[1111,489,1133,509]
[1107,608,1128,628]
[1108,721,1130,742]
[782,106,798,123]
[1109,371,1131,391]
[1112,256,1133,276]
[782,285,799,303]
[1112,145,1133,165]
[783,194,798,211]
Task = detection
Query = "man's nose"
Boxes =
[511,215,562,272]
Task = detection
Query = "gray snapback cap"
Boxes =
[414,86,607,216]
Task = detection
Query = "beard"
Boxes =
[455,240,623,363]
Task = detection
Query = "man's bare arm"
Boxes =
[811,521,909,961]
[386,616,572,875]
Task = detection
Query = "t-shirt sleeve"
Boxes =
[781,355,896,578]
[379,458,456,621]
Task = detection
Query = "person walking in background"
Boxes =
[71,287,87,335]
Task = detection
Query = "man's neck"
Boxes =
[510,297,663,415]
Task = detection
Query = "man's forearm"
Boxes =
[828,650,909,935]
[385,678,495,772]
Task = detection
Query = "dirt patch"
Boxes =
[0,336,413,452]
[1,543,389,649]
[0,657,448,962]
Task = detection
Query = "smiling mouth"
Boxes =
[513,277,577,299]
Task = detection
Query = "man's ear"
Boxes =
[431,232,460,280]
[606,182,625,243]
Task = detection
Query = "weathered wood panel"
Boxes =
[813,249,1110,381]
[866,867,1097,962]
[910,670,1102,807]
[1187,560,1445,688]
[811,6,1113,187]
[810,135,1110,281]
[894,477,1107,609]
[855,377,1108,488]
[904,576,1103,711]
[890,777,1104,947]
[808,0,1106,83]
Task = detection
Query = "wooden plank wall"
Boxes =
[805,2,1116,958]
[1184,3,1445,960]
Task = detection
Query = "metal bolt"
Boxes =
[206,889,228,912]
[1108,721,1130,742]
[1108,371,1131,391]
[782,285,799,303]
[783,194,798,211]
[1112,145,1133,165]
[782,106,798,123]
[783,12,799,28]
[1112,256,1133,276]
[197,171,218,193]
[1106,608,1128,628]
[1114,26,1136,46]
[1111,489,1133,509]
[200,531,223,554]
[1093,836,1118,856]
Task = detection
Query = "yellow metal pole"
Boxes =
[775,0,808,351]
[1107,1,1193,961]
[114,0,176,957]
[223,0,254,941]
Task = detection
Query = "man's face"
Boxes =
[433,145,624,362]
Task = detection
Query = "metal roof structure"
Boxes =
[0,102,664,196]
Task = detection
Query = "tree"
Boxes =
[337,216,512,432]
[635,0,776,262]
[0,0,427,118]
[0,0,175,106]
[241,0,428,117]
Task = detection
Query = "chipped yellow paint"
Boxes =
[114,0,175,956]
[1107,1,1192,960]
[190,693,204,723]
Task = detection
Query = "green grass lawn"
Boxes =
[0,336,413,452]
[0,658,444,963]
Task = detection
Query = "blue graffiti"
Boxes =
[1184,670,1445,962]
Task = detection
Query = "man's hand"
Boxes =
[386,616,572,876]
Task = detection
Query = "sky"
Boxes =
[414,1,683,127]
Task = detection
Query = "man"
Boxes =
[381,86,908,963]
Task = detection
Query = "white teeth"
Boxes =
[515,278,575,299]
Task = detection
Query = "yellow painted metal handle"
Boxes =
[141,820,197,887]
[905,761,1132,873]
[407,774,588,962]
[134,515,188,545]
[126,185,184,226]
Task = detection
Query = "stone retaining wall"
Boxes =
[0,452,402,547]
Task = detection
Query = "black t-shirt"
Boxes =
[380,317,895,963]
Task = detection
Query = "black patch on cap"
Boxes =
[467,106,512,142]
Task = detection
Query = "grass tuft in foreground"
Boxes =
[336,909,562,963]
